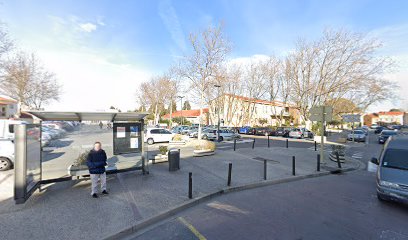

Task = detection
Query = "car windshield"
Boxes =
[381,131,397,136]
[382,149,408,170]
[353,130,364,134]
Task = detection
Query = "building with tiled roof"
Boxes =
[162,108,209,124]
[0,96,18,119]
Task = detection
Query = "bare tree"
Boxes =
[0,24,13,70]
[0,52,61,112]
[178,23,230,138]
[287,29,395,122]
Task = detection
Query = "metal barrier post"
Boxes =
[233,139,236,151]
[268,135,270,148]
[188,172,192,199]
[227,163,232,186]
[286,139,288,148]
[317,154,321,172]
[292,156,296,176]
[263,160,267,180]
[252,138,255,149]
[336,152,342,169]
[314,141,317,151]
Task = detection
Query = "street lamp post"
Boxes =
[214,84,221,142]
[177,96,185,125]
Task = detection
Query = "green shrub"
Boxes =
[159,145,168,155]
[73,150,90,167]
[194,140,216,151]
[172,134,183,141]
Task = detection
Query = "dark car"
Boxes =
[378,130,398,144]
[275,127,293,137]
[375,126,385,134]
[255,127,274,136]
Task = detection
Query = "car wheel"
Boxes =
[219,136,224,142]
[0,157,13,171]
[147,138,154,145]
[377,193,387,202]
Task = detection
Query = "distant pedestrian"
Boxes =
[86,142,109,198]
[99,121,103,129]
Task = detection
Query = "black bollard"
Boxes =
[268,135,270,148]
[233,138,236,151]
[336,152,342,169]
[188,172,192,199]
[314,141,317,151]
[292,156,296,176]
[264,160,267,180]
[227,163,232,186]
[286,139,288,148]
[317,154,321,172]
[252,138,255,149]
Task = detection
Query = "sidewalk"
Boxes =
[0,146,360,240]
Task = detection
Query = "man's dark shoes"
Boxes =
[92,193,98,198]
[102,190,109,195]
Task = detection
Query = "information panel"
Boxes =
[113,122,142,155]
[26,125,41,193]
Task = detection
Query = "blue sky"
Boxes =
[1,0,408,111]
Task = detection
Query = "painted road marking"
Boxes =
[178,217,207,240]
[352,152,363,159]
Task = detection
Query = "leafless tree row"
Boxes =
[0,24,61,113]
[138,24,395,132]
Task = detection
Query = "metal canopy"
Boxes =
[27,111,149,122]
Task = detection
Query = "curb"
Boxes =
[103,166,357,240]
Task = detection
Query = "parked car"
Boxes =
[347,130,366,142]
[275,127,293,137]
[378,130,398,144]
[207,129,236,141]
[172,125,189,134]
[371,135,408,204]
[200,128,215,140]
[255,127,274,136]
[355,127,368,135]
[289,128,314,139]
[374,126,386,134]
[145,128,175,145]
[239,126,252,134]
[0,139,14,171]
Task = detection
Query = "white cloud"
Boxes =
[158,0,186,51]
[79,23,97,33]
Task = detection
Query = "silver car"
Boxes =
[347,130,366,142]
[371,135,408,204]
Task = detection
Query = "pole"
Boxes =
[320,106,325,163]
[292,156,296,176]
[188,172,192,199]
[314,141,317,151]
[335,152,342,169]
[169,100,173,129]
[233,138,236,151]
[227,163,232,186]
[286,139,288,148]
[268,135,270,148]
[180,97,184,126]
[217,86,220,142]
[263,160,267,180]
[317,154,321,171]
[252,138,255,149]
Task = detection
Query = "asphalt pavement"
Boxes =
[127,170,408,240]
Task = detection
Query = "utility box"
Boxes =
[168,149,180,171]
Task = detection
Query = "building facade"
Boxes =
[209,94,301,127]
[0,96,18,119]
[363,111,405,126]
[162,108,209,125]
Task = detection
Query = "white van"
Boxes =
[0,120,27,171]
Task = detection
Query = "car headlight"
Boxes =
[379,180,399,188]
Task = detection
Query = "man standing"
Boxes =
[86,142,109,198]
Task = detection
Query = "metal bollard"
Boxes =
[233,138,236,151]
[188,172,192,199]
[317,154,321,172]
[264,160,267,180]
[314,141,317,151]
[336,152,342,169]
[227,163,232,186]
[292,156,296,176]
[252,138,255,149]
[286,139,288,148]
[268,135,270,148]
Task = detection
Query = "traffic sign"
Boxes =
[342,114,361,123]
[309,106,333,122]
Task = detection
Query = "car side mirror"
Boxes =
[370,157,379,165]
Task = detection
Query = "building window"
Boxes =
[9,105,14,109]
